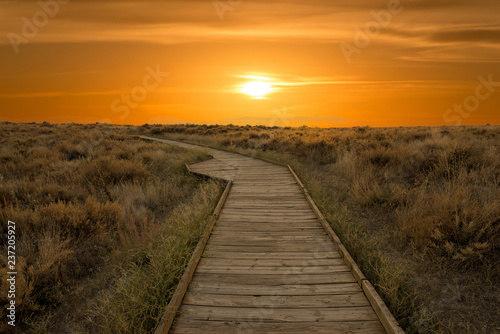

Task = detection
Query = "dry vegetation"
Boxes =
[138,123,500,334]
[0,122,221,333]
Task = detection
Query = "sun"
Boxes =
[240,81,274,98]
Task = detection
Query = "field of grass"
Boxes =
[0,122,221,333]
[137,123,500,334]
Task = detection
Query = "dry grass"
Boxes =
[0,122,219,333]
[89,182,219,333]
[139,123,500,334]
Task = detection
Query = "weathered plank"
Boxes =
[198,257,345,267]
[176,305,381,322]
[211,230,326,236]
[171,319,385,334]
[191,273,358,285]
[204,245,338,253]
[195,265,351,275]
[202,251,341,259]
[183,293,371,308]
[208,234,333,242]
[188,282,363,295]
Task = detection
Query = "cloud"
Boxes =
[429,29,500,44]
[0,90,123,98]
[235,73,447,87]
[2,0,499,50]
[385,24,500,44]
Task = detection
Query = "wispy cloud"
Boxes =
[429,28,500,44]
[2,1,498,48]
[0,90,124,98]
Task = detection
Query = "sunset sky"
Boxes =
[1,0,499,127]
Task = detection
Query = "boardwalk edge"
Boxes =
[154,179,233,334]
[287,165,404,334]
[185,163,229,187]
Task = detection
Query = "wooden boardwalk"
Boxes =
[138,136,402,334]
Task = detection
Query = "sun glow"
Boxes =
[240,81,274,98]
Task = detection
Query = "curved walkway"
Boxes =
[138,136,400,334]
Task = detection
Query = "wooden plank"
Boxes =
[213,226,324,232]
[176,305,381,322]
[214,223,324,229]
[208,234,331,242]
[220,208,315,213]
[185,163,232,183]
[236,172,291,174]
[232,181,297,185]
[235,180,298,183]
[217,217,320,222]
[224,198,308,202]
[211,230,326,236]
[228,192,303,196]
[231,182,299,185]
[221,204,313,209]
[195,265,351,275]
[220,208,312,213]
[188,282,363,295]
[202,251,341,259]
[231,186,299,189]
[222,205,312,210]
[212,219,321,227]
[208,235,333,242]
[213,223,323,229]
[198,257,344,267]
[213,220,323,226]
[207,240,334,247]
[171,319,385,334]
[235,177,294,181]
[212,230,324,235]
[204,245,338,253]
[206,241,335,249]
[154,181,233,334]
[212,227,325,233]
[191,273,357,285]
[182,293,371,308]
[219,213,318,218]
[191,167,236,172]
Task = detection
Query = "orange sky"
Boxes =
[1,0,499,127]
